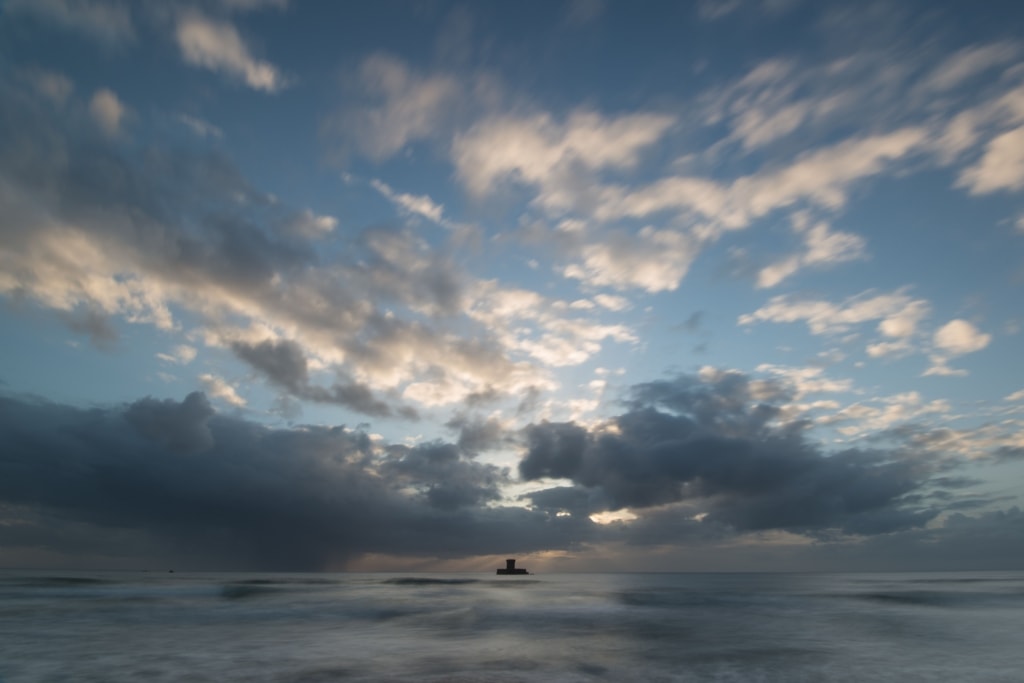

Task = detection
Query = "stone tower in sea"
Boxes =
[496,558,529,575]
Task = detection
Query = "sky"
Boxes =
[1,0,1024,572]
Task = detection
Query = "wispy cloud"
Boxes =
[88,88,124,137]
[199,373,246,407]
[175,11,285,92]
[5,0,135,45]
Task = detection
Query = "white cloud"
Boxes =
[933,82,1024,164]
[734,128,927,216]
[757,219,867,288]
[341,54,459,159]
[199,373,246,407]
[739,289,927,336]
[5,0,134,44]
[878,299,929,339]
[452,110,675,199]
[865,339,912,359]
[922,320,991,377]
[563,227,697,292]
[755,256,801,289]
[371,179,445,224]
[467,281,636,368]
[594,129,926,230]
[921,357,968,378]
[822,391,951,437]
[864,297,929,358]
[289,209,337,238]
[175,11,285,92]
[593,176,729,224]
[0,213,175,332]
[593,294,631,312]
[755,364,852,398]
[177,114,223,139]
[89,88,124,137]
[933,319,991,355]
[957,126,1024,194]
[156,345,197,365]
[1006,389,1024,402]
[922,42,1019,93]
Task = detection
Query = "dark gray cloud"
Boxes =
[0,391,586,570]
[676,310,704,334]
[520,371,953,537]
[445,413,511,454]
[57,306,119,349]
[1,386,1021,571]
[380,441,507,511]
[231,339,418,420]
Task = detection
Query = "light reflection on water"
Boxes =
[1,571,1023,682]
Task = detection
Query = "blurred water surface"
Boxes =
[2,570,1023,682]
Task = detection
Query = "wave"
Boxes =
[1,575,112,588]
[382,577,481,586]
[220,582,284,599]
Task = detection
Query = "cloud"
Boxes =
[877,299,929,339]
[177,113,223,139]
[220,0,288,10]
[5,0,135,45]
[739,288,928,336]
[156,344,197,365]
[58,305,119,349]
[519,371,949,537]
[466,280,636,369]
[592,128,926,234]
[921,357,968,378]
[757,218,867,288]
[198,373,246,407]
[21,67,74,106]
[287,209,337,238]
[819,391,951,438]
[863,299,931,358]
[923,319,991,376]
[866,339,912,359]
[563,227,698,292]
[957,126,1024,194]
[370,179,450,227]
[332,54,460,159]
[754,363,852,398]
[124,392,216,452]
[89,88,124,137]
[452,109,675,201]
[593,294,631,312]
[231,338,416,419]
[565,0,606,24]
[933,319,992,356]
[0,75,603,414]
[922,42,1020,93]
[0,386,1016,571]
[175,11,285,92]
[697,0,743,20]
[0,392,579,570]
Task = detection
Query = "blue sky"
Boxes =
[1,0,1024,571]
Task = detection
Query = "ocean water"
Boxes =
[1,571,1022,682]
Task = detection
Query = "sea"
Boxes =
[1,570,1023,682]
